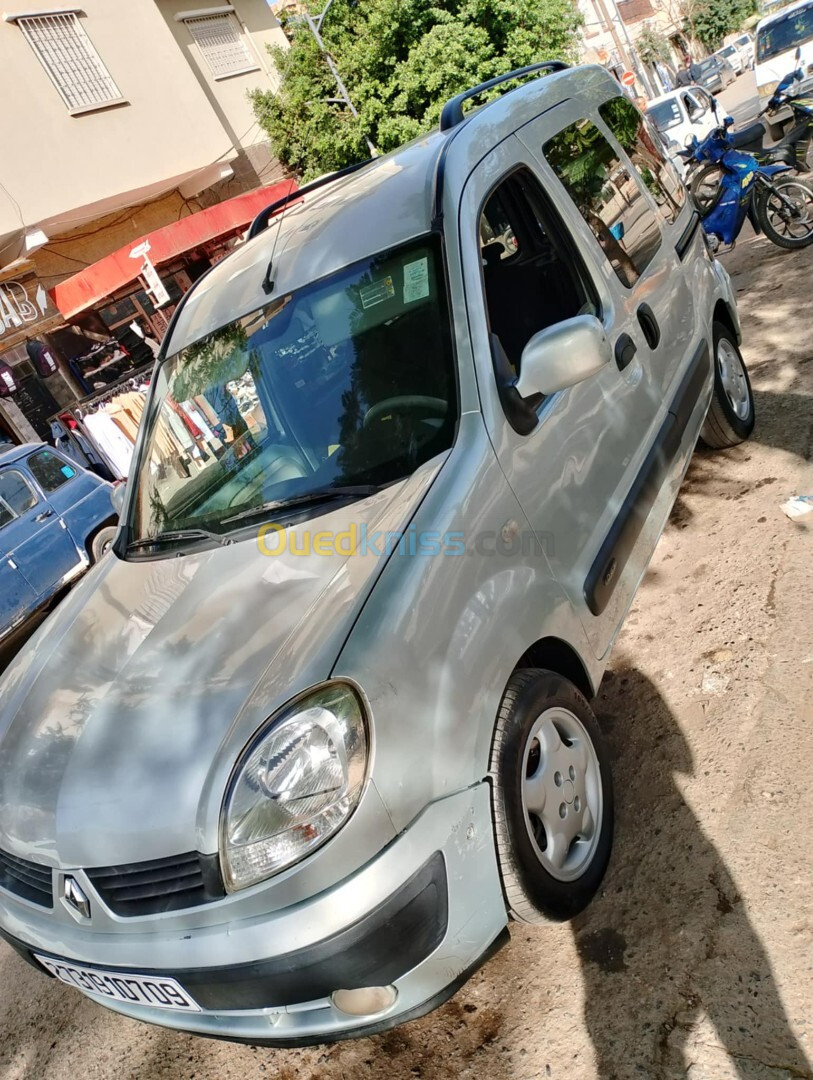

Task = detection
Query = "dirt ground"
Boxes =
[1,232,812,1080]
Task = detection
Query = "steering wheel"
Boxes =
[362,396,448,428]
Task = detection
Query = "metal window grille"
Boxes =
[18,13,121,111]
[185,13,257,78]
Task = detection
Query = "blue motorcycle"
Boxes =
[681,106,813,251]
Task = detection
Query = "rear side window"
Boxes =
[599,97,686,226]
[0,469,38,524]
[27,449,76,492]
[544,118,662,288]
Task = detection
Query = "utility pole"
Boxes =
[592,0,655,98]
[612,0,656,97]
[303,0,378,157]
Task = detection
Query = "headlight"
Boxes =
[221,682,368,891]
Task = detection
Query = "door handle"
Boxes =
[615,333,637,370]
[34,510,54,522]
[637,303,661,349]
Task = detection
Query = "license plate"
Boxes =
[34,953,201,1012]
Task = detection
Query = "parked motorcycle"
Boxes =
[679,108,813,251]
[691,49,813,212]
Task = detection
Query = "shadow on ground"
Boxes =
[575,663,811,1079]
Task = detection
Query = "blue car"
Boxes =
[0,443,118,645]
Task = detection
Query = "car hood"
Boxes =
[0,461,441,867]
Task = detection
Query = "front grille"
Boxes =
[0,849,53,908]
[86,852,224,917]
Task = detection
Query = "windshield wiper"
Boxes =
[221,484,386,528]
[126,528,231,553]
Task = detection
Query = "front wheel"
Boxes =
[90,525,118,562]
[700,322,755,449]
[756,176,813,248]
[690,163,725,214]
[489,669,614,923]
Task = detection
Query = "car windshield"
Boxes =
[694,58,717,74]
[648,98,682,131]
[718,45,736,57]
[735,35,751,46]
[757,5,813,61]
[127,235,457,546]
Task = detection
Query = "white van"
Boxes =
[755,0,813,102]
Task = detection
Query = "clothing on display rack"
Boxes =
[50,418,116,482]
[60,377,234,482]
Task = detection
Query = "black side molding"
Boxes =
[676,210,702,260]
[584,341,711,616]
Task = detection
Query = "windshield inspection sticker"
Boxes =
[403,257,430,304]
[359,277,395,309]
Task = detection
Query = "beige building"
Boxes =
[0,0,290,442]
[579,0,695,97]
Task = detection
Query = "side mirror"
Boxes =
[111,481,126,517]
[724,116,734,128]
[710,94,719,116]
[795,45,802,61]
[515,315,612,398]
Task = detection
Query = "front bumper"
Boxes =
[0,784,509,1044]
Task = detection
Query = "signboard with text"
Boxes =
[0,269,62,351]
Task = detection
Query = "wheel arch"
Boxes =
[514,636,596,701]
[713,299,740,345]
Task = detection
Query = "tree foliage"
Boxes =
[683,0,756,50]
[251,0,583,178]
[635,23,672,66]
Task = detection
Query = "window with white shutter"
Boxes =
[184,12,259,79]
[17,12,123,113]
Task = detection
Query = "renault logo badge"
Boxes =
[64,877,91,919]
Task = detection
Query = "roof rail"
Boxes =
[439,60,570,132]
[247,158,376,240]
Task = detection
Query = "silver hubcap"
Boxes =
[521,707,603,882]
[717,338,750,420]
[766,181,813,238]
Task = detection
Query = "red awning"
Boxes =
[51,179,296,320]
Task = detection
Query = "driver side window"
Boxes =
[479,167,598,380]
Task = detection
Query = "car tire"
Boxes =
[489,668,614,923]
[700,321,755,449]
[90,526,117,563]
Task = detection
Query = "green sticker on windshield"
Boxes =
[359,276,395,309]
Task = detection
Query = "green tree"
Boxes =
[636,23,672,66]
[685,0,756,50]
[251,0,583,179]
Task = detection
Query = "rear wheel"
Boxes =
[700,321,755,449]
[489,669,614,923]
[90,526,117,563]
[756,176,813,248]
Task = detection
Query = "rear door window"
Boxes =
[0,470,38,523]
[27,449,77,492]
[544,117,662,288]
[599,97,686,226]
